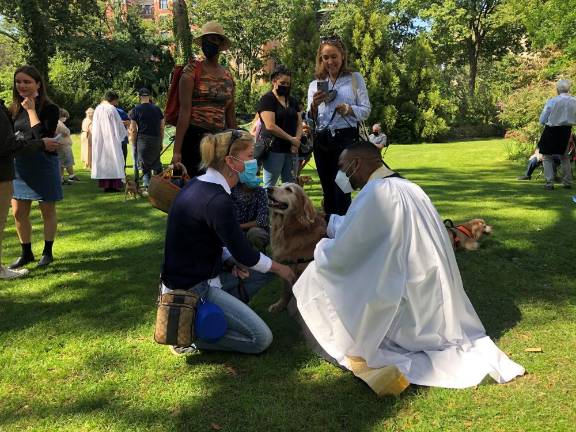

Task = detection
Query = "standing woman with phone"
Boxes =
[8,65,62,269]
[308,36,371,216]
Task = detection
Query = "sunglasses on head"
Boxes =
[226,129,244,155]
[320,35,342,44]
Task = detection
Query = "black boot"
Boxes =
[38,241,54,267]
[38,255,54,267]
[9,243,34,269]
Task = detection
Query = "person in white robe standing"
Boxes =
[91,91,127,192]
[293,141,525,395]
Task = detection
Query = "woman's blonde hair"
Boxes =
[200,130,253,170]
[314,37,351,80]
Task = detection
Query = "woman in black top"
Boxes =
[0,104,59,279]
[162,130,295,354]
[257,65,303,187]
[9,66,62,269]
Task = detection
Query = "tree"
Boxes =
[414,0,524,95]
[0,0,99,79]
[172,0,194,63]
[279,0,320,103]
[324,0,400,132]
[395,34,455,142]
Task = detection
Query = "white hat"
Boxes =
[194,21,231,52]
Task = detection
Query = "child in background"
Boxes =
[56,108,79,185]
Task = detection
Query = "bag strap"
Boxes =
[350,72,370,139]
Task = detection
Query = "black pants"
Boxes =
[181,125,211,178]
[313,127,358,216]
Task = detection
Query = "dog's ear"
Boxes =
[299,196,316,226]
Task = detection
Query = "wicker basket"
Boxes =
[148,164,190,213]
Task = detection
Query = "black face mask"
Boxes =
[276,85,290,97]
[202,39,220,59]
[373,132,380,136]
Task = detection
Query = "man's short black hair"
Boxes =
[104,91,120,102]
[345,140,381,158]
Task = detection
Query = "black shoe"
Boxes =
[37,254,54,267]
[8,254,35,269]
[68,175,80,182]
[563,184,572,189]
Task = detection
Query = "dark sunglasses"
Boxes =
[226,129,244,155]
[320,35,343,46]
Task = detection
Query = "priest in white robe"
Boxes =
[293,141,525,395]
[91,91,127,192]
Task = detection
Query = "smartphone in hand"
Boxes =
[317,81,329,93]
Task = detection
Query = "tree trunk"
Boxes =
[21,0,52,82]
[173,0,193,62]
[468,46,478,97]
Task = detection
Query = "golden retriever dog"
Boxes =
[444,218,493,251]
[267,183,327,312]
[124,176,141,201]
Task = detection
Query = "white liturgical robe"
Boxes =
[91,102,127,180]
[294,167,525,390]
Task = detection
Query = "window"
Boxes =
[159,0,168,9]
[141,4,153,16]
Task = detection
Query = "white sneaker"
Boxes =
[0,265,29,280]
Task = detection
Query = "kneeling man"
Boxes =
[294,141,524,394]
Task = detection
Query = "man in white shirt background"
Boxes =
[368,122,387,151]
[537,79,576,190]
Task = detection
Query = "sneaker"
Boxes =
[68,175,80,182]
[0,265,29,280]
[517,175,531,181]
[139,188,149,198]
[544,184,554,191]
[169,344,197,356]
[62,179,72,185]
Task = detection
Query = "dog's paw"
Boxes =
[268,300,288,313]
[465,241,480,251]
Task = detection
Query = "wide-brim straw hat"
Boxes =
[194,21,231,52]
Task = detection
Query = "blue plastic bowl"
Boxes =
[195,301,227,343]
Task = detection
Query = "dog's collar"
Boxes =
[281,257,314,266]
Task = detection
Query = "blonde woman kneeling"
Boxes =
[161,130,295,355]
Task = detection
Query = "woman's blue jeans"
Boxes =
[186,270,274,354]
[263,151,297,187]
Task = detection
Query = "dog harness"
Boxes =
[444,219,474,249]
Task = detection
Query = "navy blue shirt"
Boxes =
[129,103,164,137]
[231,185,269,231]
[161,178,261,289]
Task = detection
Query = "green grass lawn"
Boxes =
[0,137,575,431]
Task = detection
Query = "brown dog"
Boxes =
[267,183,327,312]
[444,218,493,251]
[124,176,141,201]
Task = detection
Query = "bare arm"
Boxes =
[260,111,299,146]
[129,120,138,144]
[159,119,165,145]
[172,73,194,164]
